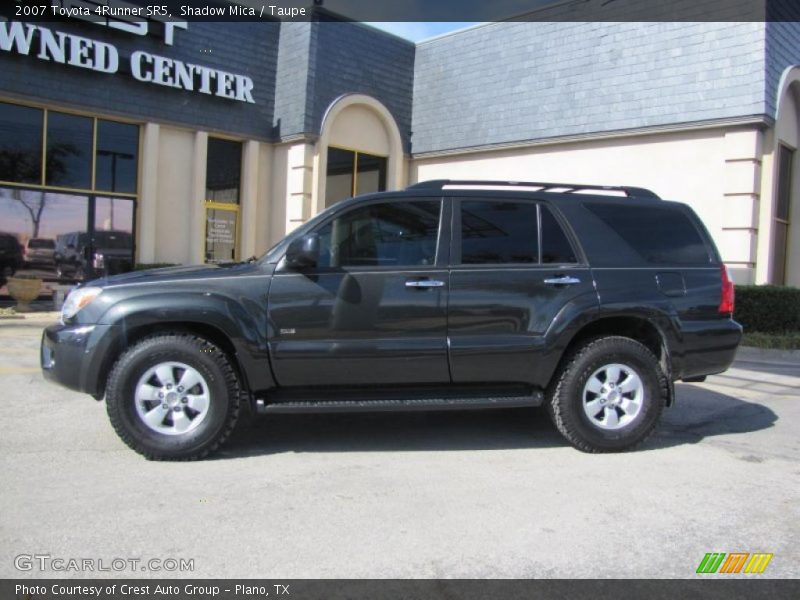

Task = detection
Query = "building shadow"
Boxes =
[215,383,777,459]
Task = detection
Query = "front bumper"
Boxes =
[41,322,113,397]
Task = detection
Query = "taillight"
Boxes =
[719,264,734,315]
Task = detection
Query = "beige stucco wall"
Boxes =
[154,126,196,265]
[411,126,765,284]
[328,104,391,156]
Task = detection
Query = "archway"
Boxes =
[761,67,800,286]
[313,94,405,214]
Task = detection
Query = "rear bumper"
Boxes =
[41,322,113,397]
[675,318,743,380]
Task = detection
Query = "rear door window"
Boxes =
[584,203,712,265]
[460,200,539,264]
[540,206,577,264]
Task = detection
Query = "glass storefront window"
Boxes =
[93,197,135,277]
[325,147,387,207]
[325,148,355,207]
[772,145,794,285]
[0,103,43,185]
[46,111,93,189]
[205,138,242,263]
[206,138,242,204]
[96,120,139,194]
[0,103,139,295]
[0,187,89,281]
[356,153,387,196]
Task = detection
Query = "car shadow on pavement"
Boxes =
[214,383,777,458]
[649,383,778,450]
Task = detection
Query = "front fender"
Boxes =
[85,288,274,395]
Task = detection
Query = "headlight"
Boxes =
[61,287,103,322]
[93,253,105,269]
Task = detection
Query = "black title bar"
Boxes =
[3,0,800,23]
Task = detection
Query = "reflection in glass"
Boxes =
[206,138,242,204]
[355,153,387,196]
[317,201,440,268]
[0,187,89,282]
[461,201,539,264]
[46,112,93,189]
[0,102,43,184]
[325,148,355,208]
[96,121,139,194]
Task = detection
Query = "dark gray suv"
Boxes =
[41,180,741,460]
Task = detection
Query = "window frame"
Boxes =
[302,195,449,272]
[0,99,140,199]
[771,143,794,285]
[325,145,389,208]
[204,136,244,264]
[450,197,584,269]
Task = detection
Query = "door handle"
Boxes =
[405,279,445,288]
[543,275,581,286]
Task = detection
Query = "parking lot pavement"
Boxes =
[1,317,798,579]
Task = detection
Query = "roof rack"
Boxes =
[406,179,661,200]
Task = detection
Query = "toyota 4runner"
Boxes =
[41,180,742,460]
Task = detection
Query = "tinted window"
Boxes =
[585,203,711,265]
[461,201,538,264]
[206,138,242,204]
[46,112,93,189]
[96,120,139,194]
[0,102,43,184]
[317,201,440,268]
[541,206,577,264]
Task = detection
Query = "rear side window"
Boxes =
[461,201,538,264]
[541,206,577,264]
[584,203,711,265]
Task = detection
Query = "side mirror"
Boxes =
[284,234,319,270]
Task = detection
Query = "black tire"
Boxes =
[547,336,667,452]
[106,334,240,460]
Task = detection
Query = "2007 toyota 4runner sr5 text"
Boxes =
[41,180,742,460]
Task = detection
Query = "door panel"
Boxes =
[448,267,594,384]
[269,270,449,386]
[268,198,450,388]
[447,198,596,385]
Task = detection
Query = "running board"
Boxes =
[256,394,542,414]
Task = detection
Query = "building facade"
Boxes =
[1,11,799,286]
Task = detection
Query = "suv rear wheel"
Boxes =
[106,334,240,460]
[547,336,666,452]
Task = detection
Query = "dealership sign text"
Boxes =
[0,21,256,103]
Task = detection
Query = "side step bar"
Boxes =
[256,394,543,414]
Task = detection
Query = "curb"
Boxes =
[736,345,800,365]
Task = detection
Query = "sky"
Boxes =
[366,22,481,42]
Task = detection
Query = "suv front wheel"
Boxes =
[105,334,241,460]
[547,336,666,452]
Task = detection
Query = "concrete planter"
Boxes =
[7,277,42,312]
